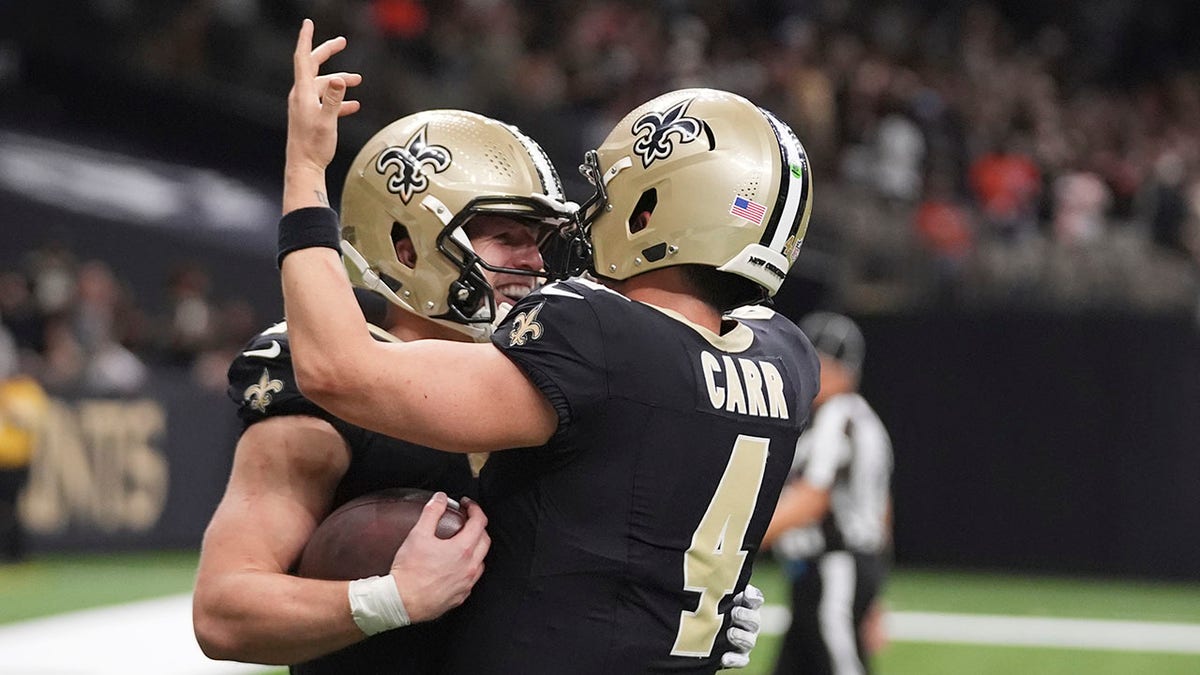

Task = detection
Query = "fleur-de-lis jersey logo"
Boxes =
[631,99,703,169]
[244,369,284,413]
[376,125,453,204]
[508,303,545,347]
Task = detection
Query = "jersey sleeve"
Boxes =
[489,281,608,439]
[226,327,359,442]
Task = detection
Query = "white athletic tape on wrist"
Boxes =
[348,575,410,635]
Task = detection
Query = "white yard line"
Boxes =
[886,611,1200,654]
[762,605,1200,654]
[2,597,1199,675]
[0,594,273,675]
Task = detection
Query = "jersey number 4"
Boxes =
[671,435,770,657]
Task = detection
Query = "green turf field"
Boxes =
[3,552,1200,674]
[0,550,202,623]
[745,561,1200,674]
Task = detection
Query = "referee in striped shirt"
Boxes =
[762,312,893,675]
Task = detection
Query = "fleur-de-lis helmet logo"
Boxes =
[375,125,453,204]
[631,99,703,169]
[508,303,545,347]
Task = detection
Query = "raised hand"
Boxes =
[284,18,363,213]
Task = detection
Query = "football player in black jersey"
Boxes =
[273,21,804,673]
[193,108,575,673]
[194,86,762,670]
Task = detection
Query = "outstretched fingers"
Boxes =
[294,19,346,70]
[310,36,349,69]
[293,20,354,89]
[315,72,363,89]
[292,19,315,93]
[314,73,362,117]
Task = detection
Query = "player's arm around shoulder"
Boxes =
[193,414,360,664]
[296,337,557,454]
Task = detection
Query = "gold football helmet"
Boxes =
[574,88,813,301]
[339,110,574,340]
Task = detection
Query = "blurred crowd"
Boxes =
[6,0,1200,393]
[0,245,258,395]
[54,0,1197,317]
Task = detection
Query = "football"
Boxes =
[297,487,466,581]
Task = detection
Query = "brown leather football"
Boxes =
[297,488,466,581]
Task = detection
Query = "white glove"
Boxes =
[720,584,764,669]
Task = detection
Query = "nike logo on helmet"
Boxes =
[242,340,282,359]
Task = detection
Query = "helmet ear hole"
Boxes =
[628,188,657,234]
[391,222,417,269]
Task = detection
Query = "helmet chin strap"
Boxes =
[421,194,473,255]
[340,240,418,314]
[492,301,514,328]
[453,300,510,342]
[343,239,496,342]
[452,317,493,342]
[602,156,633,186]
[421,194,455,226]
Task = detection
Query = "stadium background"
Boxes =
[2,0,1200,672]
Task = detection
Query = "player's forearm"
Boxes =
[280,246,375,405]
[279,261,556,452]
[277,245,457,448]
[761,482,830,549]
[193,571,364,664]
[282,164,332,213]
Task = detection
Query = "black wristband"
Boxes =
[277,207,341,268]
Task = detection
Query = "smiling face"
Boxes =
[464,214,550,307]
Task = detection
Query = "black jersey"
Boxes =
[227,321,475,675]
[445,279,820,674]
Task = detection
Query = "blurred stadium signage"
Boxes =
[16,374,237,552]
[21,399,168,535]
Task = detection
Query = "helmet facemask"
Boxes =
[339,110,574,341]
[548,149,607,279]
[433,194,575,329]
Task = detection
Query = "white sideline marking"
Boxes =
[2,596,1200,674]
[761,605,1200,654]
[0,594,273,675]
[887,611,1200,654]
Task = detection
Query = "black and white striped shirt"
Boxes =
[775,392,892,560]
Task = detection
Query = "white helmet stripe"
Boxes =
[504,124,564,201]
[760,108,808,253]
